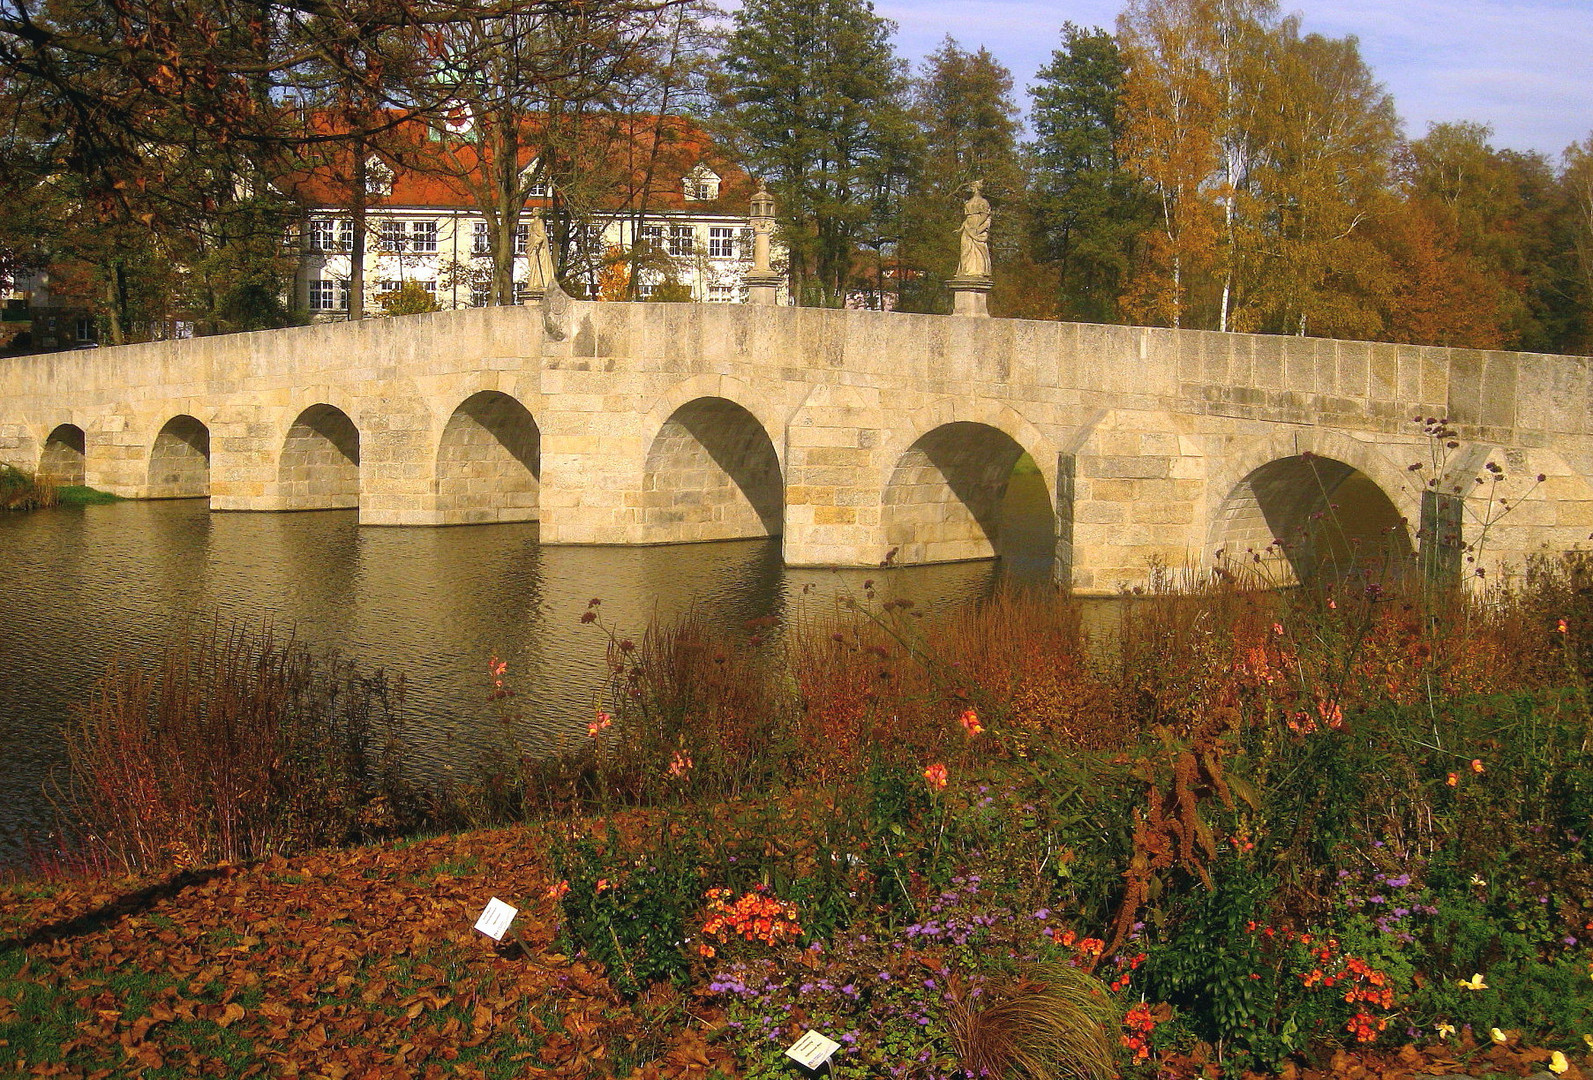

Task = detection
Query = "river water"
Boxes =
[0,475,1054,867]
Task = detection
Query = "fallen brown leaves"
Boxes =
[1,819,729,1079]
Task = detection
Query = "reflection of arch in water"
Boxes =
[882,421,1055,565]
[435,391,540,525]
[279,404,360,510]
[1210,454,1414,584]
[147,415,210,498]
[640,396,783,541]
[39,423,86,486]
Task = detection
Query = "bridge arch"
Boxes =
[279,403,360,510]
[1207,429,1417,585]
[880,406,1057,566]
[434,390,540,525]
[640,390,784,541]
[146,415,211,498]
[38,423,86,486]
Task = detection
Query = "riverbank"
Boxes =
[0,465,121,511]
[10,567,1593,1077]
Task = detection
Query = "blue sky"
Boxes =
[875,0,1593,160]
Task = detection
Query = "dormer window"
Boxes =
[364,155,394,196]
[683,163,720,201]
[520,159,550,198]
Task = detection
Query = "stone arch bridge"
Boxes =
[4,296,1592,593]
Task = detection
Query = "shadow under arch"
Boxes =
[1211,453,1414,586]
[39,423,86,486]
[641,396,783,541]
[147,415,211,498]
[882,420,1056,566]
[434,390,540,525]
[279,404,360,510]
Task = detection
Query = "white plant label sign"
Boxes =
[785,1030,840,1070]
[474,897,518,941]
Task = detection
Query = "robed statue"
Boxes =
[956,180,992,279]
[525,210,557,292]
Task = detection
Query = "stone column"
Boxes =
[946,275,992,317]
[745,180,782,305]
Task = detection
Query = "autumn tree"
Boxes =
[1565,135,1593,352]
[1027,23,1149,322]
[1239,22,1399,338]
[1115,0,1220,328]
[717,0,911,305]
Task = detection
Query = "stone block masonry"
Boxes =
[2,300,1591,594]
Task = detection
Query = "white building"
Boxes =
[293,122,786,316]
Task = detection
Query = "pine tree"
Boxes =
[718,0,910,305]
[1027,23,1150,323]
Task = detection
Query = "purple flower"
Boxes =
[1033,909,1051,920]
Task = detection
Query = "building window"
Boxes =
[309,219,337,252]
[75,316,97,341]
[308,219,353,253]
[471,282,492,307]
[379,220,408,252]
[411,221,438,253]
[514,223,529,256]
[707,284,735,303]
[708,227,735,259]
[640,223,664,251]
[637,283,656,299]
[576,222,606,254]
[309,278,348,311]
[472,221,491,255]
[668,224,694,257]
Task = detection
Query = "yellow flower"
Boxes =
[1435,1022,1456,1040]
[1550,1050,1570,1075]
[1583,1034,1593,1049]
[1458,973,1488,990]
[1490,1027,1509,1045]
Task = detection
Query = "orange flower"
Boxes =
[959,708,984,736]
[668,750,693,777]
[1446,772,1458,787]
[924,763,948,790]
[547,880,570,901]
[589,711,613,737]
[1470,758,1484,774]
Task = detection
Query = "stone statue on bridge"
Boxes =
[948,180,993,317]
[523,210,559,301]
[956,180,991,278]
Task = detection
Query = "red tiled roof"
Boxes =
[284,112,753,216]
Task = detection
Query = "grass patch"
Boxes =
[54,485,121,505]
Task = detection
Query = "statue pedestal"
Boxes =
[744,270,783,306]
[947,275,993,317]
[521,285,548,305]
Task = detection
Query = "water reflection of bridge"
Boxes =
[3,296,1591,592]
